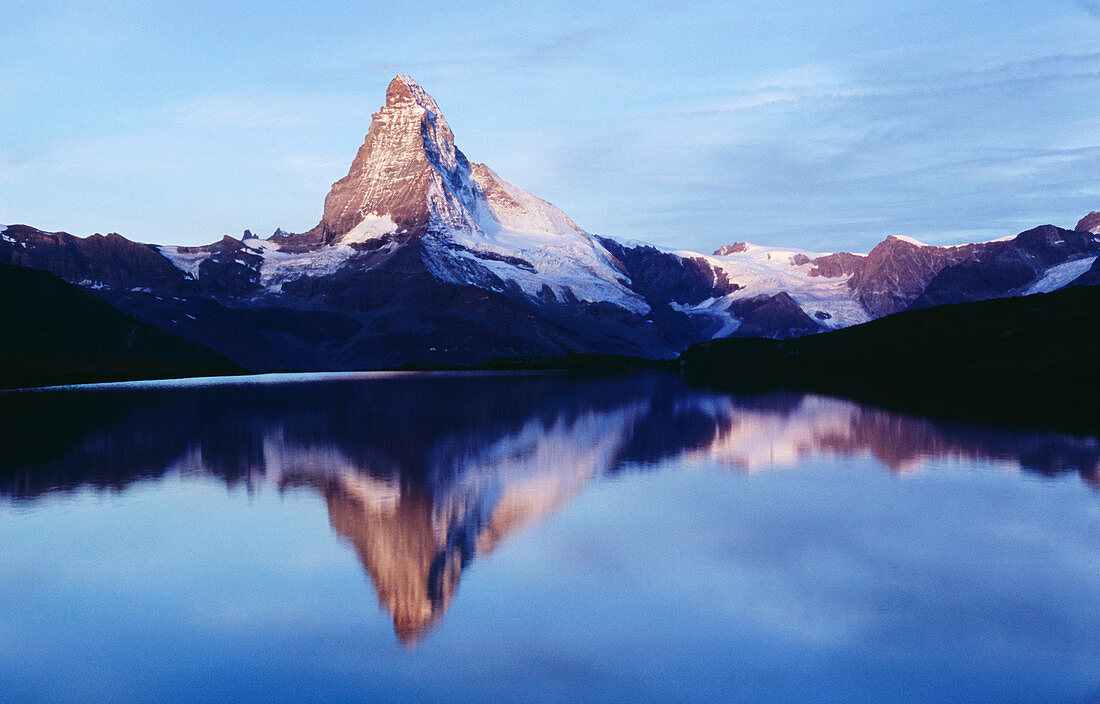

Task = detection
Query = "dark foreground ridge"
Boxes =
[679,285,1100,433]
[0,263,245,389]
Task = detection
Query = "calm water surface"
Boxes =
[1,372,1098,703]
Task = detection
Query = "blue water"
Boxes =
[1,372,1097,703]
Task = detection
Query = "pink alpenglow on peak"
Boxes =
[1076,211,1100,235]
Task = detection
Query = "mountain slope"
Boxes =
[0,263,243,388]
[680,284,1100,430]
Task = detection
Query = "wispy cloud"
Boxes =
[681,52,1100,118]
[174,94,321,129]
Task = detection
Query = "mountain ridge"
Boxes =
[2,75,1097,369]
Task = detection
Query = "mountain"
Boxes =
[0,262,242,388]
[1,75,1098,369]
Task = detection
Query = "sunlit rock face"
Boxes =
[272,74,652,317]
[846,236,980,316]
[1076,211,1100,235]
[313,76,468,243]
[310,74,596,247]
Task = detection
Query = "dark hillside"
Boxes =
[0,263,244,388]
[680,286,1100,432]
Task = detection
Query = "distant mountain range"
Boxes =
[2,75,1098,372]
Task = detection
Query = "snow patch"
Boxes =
[408,164,653,314]
[338,213,398,244]
[158,238,363,293]
[0,228,25,247]
[1024,256,1098,294]
[255,241,361,293]
[704,242,870,331]
[157,246,208,278]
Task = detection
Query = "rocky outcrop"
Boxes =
[809,251,865,278]
[907,246,1035,309]
[1076,211,1100,235]
[846,236,979,316]
[1011,224,1099,268]
[315,75,468,242]
[905,225,1100,309]
[713,242,748,256]
[728,292,821,338]
[598,237,739,305]
[186,235,264,298]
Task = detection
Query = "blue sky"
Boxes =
[1,0,1098,253]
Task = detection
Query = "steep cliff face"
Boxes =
[908,248,1036,310]
[266,75,669,318]
[844,236,978,316]
[308,75,474,243]
[808,251,865,278]
[598,236,739,305]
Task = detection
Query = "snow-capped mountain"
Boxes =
[152,75,666,316]
[1,75,1098,370]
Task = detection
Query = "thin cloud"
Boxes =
[681,52,1100,117]
[174,94,320,129]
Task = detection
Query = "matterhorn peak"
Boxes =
[387,74,442,113]
[273,74,647,317]
[305,74,479,244]
[301,73,597,257]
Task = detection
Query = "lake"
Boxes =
[1,371,1098,703]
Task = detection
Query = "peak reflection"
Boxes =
[1,372,1096,642]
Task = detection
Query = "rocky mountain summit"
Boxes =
[1077,211,1100,235]
[2,75,1098,370]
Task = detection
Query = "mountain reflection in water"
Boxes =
[1,372,1096,644]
